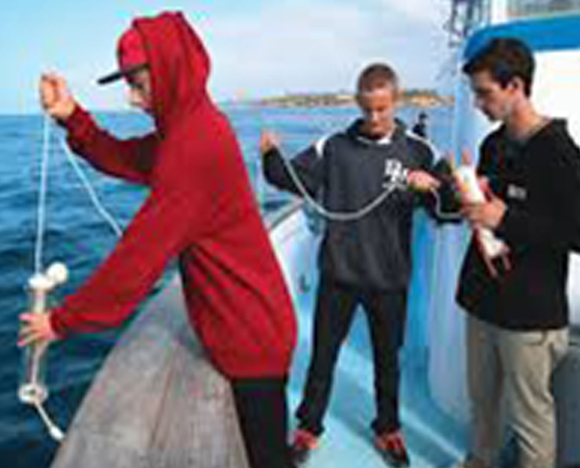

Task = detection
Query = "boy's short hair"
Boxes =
[462,37,535,96]
[357,63,399,94]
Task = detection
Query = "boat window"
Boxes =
[508,0,580,19]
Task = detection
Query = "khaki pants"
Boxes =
[466,314,568,468]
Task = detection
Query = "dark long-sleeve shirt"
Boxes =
[263,120,442,291]
[457,119,580,330]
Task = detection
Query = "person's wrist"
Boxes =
[261,146,277,157]
[47,100,76,121]
[52,101,78,125]
[492,203,507,230]
[59,101,77,121]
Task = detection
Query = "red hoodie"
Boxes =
[50,12,297,379]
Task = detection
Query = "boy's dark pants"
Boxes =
[295,278,407,436]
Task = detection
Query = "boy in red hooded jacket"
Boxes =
[20,11,297,468]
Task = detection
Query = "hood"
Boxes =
[347,117,407,146]
[132,12,211,134]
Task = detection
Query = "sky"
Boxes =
[0,0,452,114]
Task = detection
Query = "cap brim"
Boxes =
[96,63,148,86]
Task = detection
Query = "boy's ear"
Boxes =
[510,76,526,93]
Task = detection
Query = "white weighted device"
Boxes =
[18,262,68,441]
[455,166,507,259]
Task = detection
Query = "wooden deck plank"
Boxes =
[51,279,249,468]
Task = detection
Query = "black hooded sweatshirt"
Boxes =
[457,119,580,330]
[263,119,443,292]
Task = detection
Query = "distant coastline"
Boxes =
[227,89,452,109]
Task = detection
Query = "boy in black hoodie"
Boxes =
[451,38,580,468]
[260,63,447,467]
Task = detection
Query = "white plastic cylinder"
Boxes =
[18,280,50,404]
[455,165,506,258]
[18,263,68,405]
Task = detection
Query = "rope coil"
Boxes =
[276,150,461,222]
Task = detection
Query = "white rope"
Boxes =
[34,115,52,274]
[26,116,123,443]
[29,116,65,442]
[277,154,399,222]
[278,154,462,222]
[34,399,65,442]
[59,139,122,238]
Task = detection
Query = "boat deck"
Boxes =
[49,204,467,468]
[48,278,467,468]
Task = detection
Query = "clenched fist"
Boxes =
[39,73,76,121]
[259,130,281,156]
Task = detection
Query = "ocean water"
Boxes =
[0,104,452,467]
